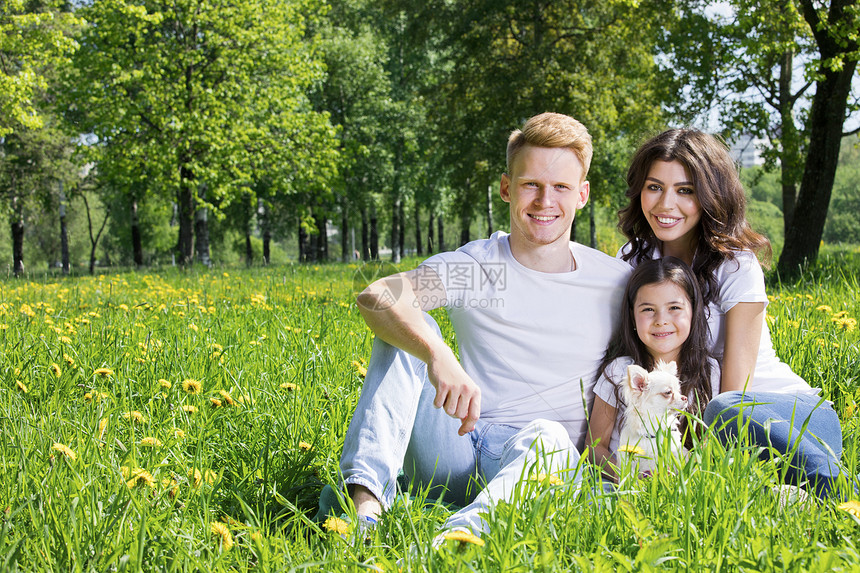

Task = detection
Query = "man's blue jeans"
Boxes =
[704,391,845,498]
[340,314,583,534]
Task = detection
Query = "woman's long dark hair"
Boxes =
[597,258,713,430]
[618,128,771,306]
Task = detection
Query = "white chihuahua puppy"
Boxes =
[618,360,688,476]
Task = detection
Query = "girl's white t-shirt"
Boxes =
[617,244,817,396]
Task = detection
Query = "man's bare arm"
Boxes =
[356,267,481,435]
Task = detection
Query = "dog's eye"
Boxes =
[662,390,672,397]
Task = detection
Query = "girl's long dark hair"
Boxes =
[618,128,771,306]
[597,258,713,429]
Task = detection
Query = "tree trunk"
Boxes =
[391,197,401,263]
[298,218,309,262]
[414,204,423,256]
[486,184,493,238]
[177,161,194,265]
[11,197,24,277]
[194,184,210,266]
[258,198,270,265]
[361,206,370,261]
[317,215,328,262]
[59,185,70,275]
[245,229,253,267]
[459,211,470,247]
[341,200,349,262]
[427,208,435,254]
[370,205,379,260]
[398,200,406,259]
[131,199,143,267]
[778,2,858,277]
[437,215,445,252]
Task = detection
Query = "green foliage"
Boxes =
[65,0,339,263]
[824,138,860,244]
[0,0,80,137]
[0,255,859,569]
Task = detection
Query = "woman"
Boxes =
[616,128,847,498]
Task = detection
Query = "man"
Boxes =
[339,112,631,536]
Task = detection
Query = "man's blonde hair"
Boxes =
[506,112,593,179]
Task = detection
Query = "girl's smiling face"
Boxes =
[633,280,693,364]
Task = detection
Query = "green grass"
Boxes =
[1,252,859,571]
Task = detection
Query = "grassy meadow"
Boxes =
[1,251,860,571]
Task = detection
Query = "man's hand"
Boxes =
[426,348,482,435]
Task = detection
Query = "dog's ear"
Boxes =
[626,364,650,393]
[655,359,678,377]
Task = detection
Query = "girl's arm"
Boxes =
[586,396,619,481]
[720,301,765,392]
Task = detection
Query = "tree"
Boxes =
[0,0,79,138]
[427,0,672,248]
[67,0,337,265]
[664,0,859,274]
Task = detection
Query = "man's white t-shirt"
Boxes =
[421,231,631,449]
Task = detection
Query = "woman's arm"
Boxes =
[586,396,619,480]
[720,301,765,392]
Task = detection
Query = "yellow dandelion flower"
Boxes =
[182,379,202,394]
[210,398,222,408]
[833,317,857,332]
[158,379,171,389]
[174,429,186,439]
[51,363,62,377]
[140,437,162,447]
[182,405,198,414]
[843,403,856,419]
[351,360,368,378]
[443,530,485,547]
[126,468,155,488]
[97,418,108,440]
[19,304,35,317]
[59,335,72,344]
[16,380,27,393]
[838,500,860,518]
[251,531,264,545]
[533,472,564,486]
[189,468,203,488]
[211,521,233,550]
[323,516,351,535]
[51,443,77,461]
[816,305,833,313]
[280,382,297,392]
[62,355,75,368]
[204,469,217,484]
[833,310,849,319]
[93,367,114,377]
[188,323,199,333]
[218,389,235,406]
[618,445,646,456]
[299,441,312,451]
[123,411,147,424]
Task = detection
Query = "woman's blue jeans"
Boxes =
[704,391,845,498]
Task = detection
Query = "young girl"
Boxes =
[616,128,845,497]
[587,257,720,474]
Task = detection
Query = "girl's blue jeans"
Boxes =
[704,391,846,498]
[339,314,583,534]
